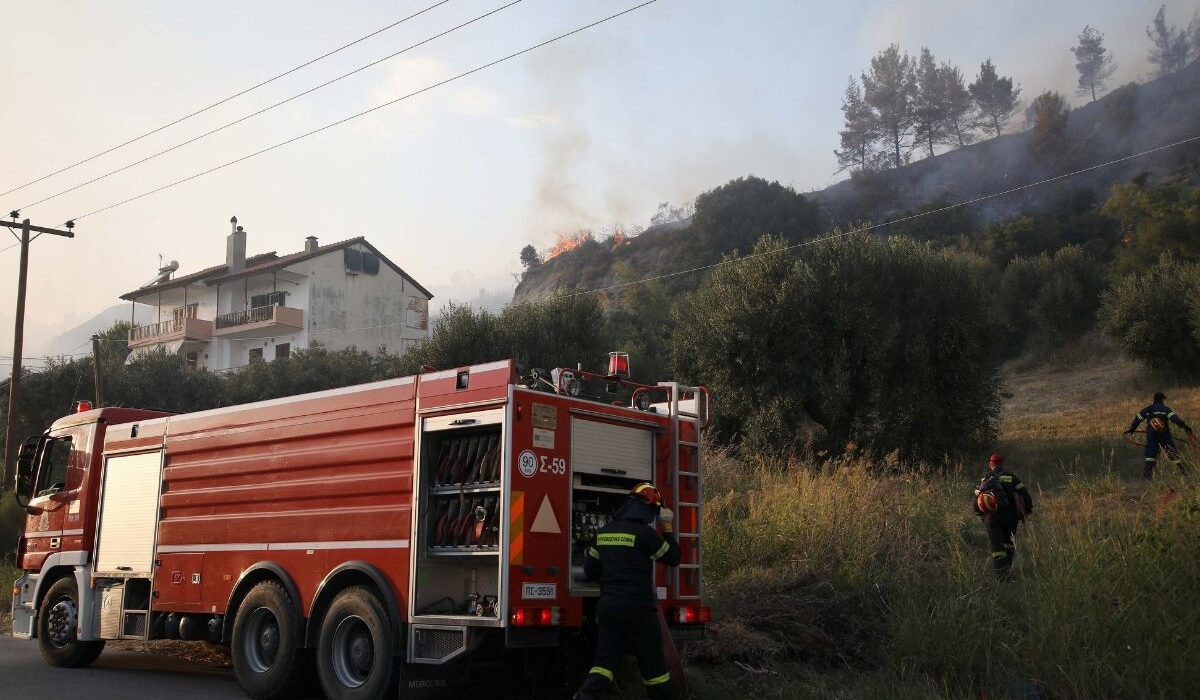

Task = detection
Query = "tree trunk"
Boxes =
[893,126,902,168]
[927,134,935,158]
[992,113,1001,138]
[1091,81,1097,102]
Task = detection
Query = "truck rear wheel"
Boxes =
[37,576,105,667]
[231,580,306,699]
[317,586,396,700]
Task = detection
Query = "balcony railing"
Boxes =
[127,317,213,349]
[213,305,304,338]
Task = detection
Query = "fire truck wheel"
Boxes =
[231,581,306,700]
[317,586,396,700]
[36,576,105,667]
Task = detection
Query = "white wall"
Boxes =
[292,246,429,356]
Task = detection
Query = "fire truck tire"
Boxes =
[231,581,306,700]
[36,576,105,667]
[316,586,396,700]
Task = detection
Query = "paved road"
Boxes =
[0,636,243,699]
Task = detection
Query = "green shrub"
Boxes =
[672,233,1001,460]
[998,245,1105,355]
[1099,254,1200,379]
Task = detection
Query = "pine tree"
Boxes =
[862,44,917,169]
[939,61,975,147]
[1146,5,1189,77]
[1072,26,1116,102]
[835,76,878,172]
[913,48,946,158]
[969,59,1022,138]
[1186,10,1200,63]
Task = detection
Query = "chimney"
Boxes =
[305,235,319,254]
[227,216,246,272]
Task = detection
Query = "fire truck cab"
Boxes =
[10,358,709,699]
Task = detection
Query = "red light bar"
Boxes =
[75,400,91,413]
[607,352,630,378]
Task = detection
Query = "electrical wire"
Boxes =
[0,0,452,200]
[18,130,1200,356]
[68,0,660,222]
[20,0,519,213]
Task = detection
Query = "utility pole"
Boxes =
[2,213,75,487]
[91,334,105,408]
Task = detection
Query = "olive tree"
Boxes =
[672,233,1001,461]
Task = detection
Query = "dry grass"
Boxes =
[1000,346,1200,442]
[686,347,1200,698]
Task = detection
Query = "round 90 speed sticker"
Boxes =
[518,449,538,478]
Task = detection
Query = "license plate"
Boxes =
[669,625,706,642]
[522,582,557,600]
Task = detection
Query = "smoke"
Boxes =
[522,40,601,237]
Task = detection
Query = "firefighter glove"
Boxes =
[658,507,674,532]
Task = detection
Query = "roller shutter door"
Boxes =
[570,418,653,481]
[95,451,163,575]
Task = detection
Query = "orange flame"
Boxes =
[610,231,628,250]
[545,231,591,261]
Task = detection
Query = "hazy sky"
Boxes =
[1,0,1194,361]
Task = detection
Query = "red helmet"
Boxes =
[977,492,998,514]
[630,482,663,507]
[988,454,1004,466]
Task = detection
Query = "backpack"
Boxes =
[1149,416,1169,434]
[976,473,1012,512]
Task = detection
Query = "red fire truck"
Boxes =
[9,356,709,699]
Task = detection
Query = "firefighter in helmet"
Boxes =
[1125,391,1193,479]
[973,454,1032,580]
[576,482,680,700]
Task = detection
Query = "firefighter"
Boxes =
[974,454,1032,580]
[576,482,680,700]
[1125,391,1193,479]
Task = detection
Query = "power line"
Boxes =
[22,0,517,213]
[69,0,660,222]
[0,0,452,200]
[558,132,1200,299]
[40,131,1200,351]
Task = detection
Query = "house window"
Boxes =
[185,351,198,370]
[406,297,429,330]
[345,248,362,274]
[275,343,290,360]
[361,252,380,275]
[249,348,264,362]
[250,291,287,308]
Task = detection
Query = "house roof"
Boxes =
[120,236,433,301]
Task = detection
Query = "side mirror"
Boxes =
[12,434,44,509]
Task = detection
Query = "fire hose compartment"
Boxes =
[412,410,504,626]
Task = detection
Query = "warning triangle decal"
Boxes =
[530,495,561,534]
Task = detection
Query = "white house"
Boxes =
[121,217,433,371]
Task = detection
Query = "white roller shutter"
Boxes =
[95,451,163,575]
[570,418,653,481]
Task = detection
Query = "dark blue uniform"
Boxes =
[974,469,1032,578]
[577,513,680,700]
[1128,401,1192,479]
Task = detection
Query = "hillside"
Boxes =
[514,60,1200,306]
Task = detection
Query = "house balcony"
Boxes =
[213,305,304,339]
[128,317,214,350]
